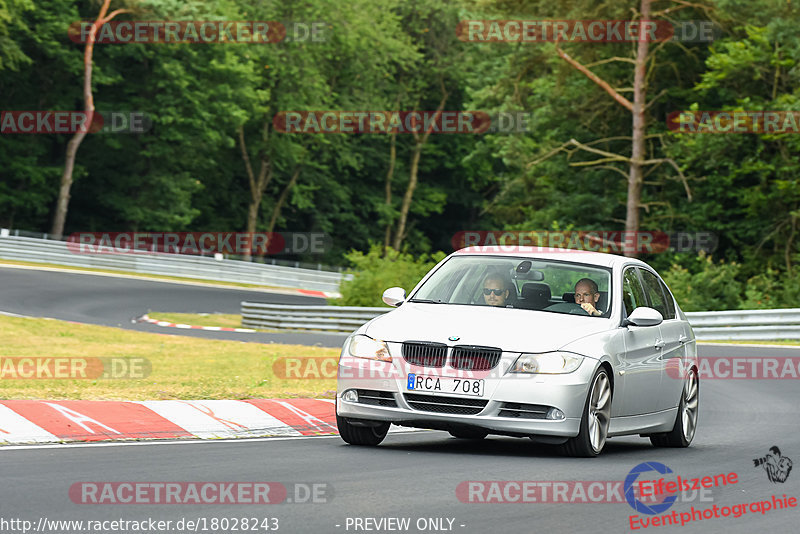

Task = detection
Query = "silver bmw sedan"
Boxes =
[335,246,699,457]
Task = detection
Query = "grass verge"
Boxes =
[0,315,338,400]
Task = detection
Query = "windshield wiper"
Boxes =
[408,298,446,304]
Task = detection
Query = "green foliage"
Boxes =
[1,0,799,310]
[741,267,800,310]
[0,0,33,71]
[331,244,446,307]
[661,253,743,312]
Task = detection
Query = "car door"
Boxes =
[617,266,663,415]
[639,269,688,411]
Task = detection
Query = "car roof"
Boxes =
[453,245,649,269]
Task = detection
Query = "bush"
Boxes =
[330,244,447,307]
[741,267,800,309]
[661,253,742,311]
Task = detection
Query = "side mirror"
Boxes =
[623,306,663,327]
[382,287,406,307]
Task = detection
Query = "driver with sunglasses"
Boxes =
[482,273,510,307]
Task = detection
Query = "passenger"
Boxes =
[482,273,510,307]
[573,278,604,316]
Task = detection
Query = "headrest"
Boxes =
[521,283,551,309]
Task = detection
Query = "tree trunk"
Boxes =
[393,84,448,250]
[52,133,87,239]
[51,0,128,239]
[625,0,651,257]
[238,124,272,261]
[393,142,422,250]
[383,131,397,254]
[267,166,301,234]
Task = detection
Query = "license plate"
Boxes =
[406,373,484,397]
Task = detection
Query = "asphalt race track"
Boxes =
[1,367,798,534]
[0,265,348,347]
[1,264,799,533]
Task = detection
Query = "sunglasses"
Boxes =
[483,288,505,296]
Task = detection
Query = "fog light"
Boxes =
[343,390,359,403]
[546,408,565,420]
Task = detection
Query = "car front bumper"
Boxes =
[335,342,600,439]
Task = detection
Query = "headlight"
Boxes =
[508,352,583,374]
[347,335,392,362]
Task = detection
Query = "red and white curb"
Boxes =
[296,289,339,298]
[137,314,257,333]
[0,398,411,445]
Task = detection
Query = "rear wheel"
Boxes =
[448,428,488,440]
[336,412,390,446]
[651,367,698,448]
[558,367,612,457]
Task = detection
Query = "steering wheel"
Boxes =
[543,302,591,315]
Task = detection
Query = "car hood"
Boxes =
[364,303,611,354]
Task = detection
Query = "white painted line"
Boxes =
[0,310,28,317]
[0,427,428,451]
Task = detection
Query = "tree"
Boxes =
[50,0,130,239]
[234,0,419,259]
[0,0,33,71]
[546,0,698,256]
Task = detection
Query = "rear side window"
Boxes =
[622,268,647,317]
[658,279,677,320]
[640,269,673,319]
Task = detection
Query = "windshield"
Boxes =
[410,255,612,317]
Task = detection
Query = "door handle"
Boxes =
[654,339,666,350]
[678,335,689,344]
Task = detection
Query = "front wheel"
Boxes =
[558,367,612,457]
[651,367,698,448]
[336,413,389,446]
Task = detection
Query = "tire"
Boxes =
[335,412,389,446]
[558,367,612,457]
[651,366,698,448]
[449,428,489,440]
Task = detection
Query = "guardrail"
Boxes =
[241,302,800,340]
[241,302,389,332]
[685,309,800,340]
[0,234,348,295]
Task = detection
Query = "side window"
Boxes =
[640,269,669,319]
[622,268,646,317]
[658,279,676,320]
